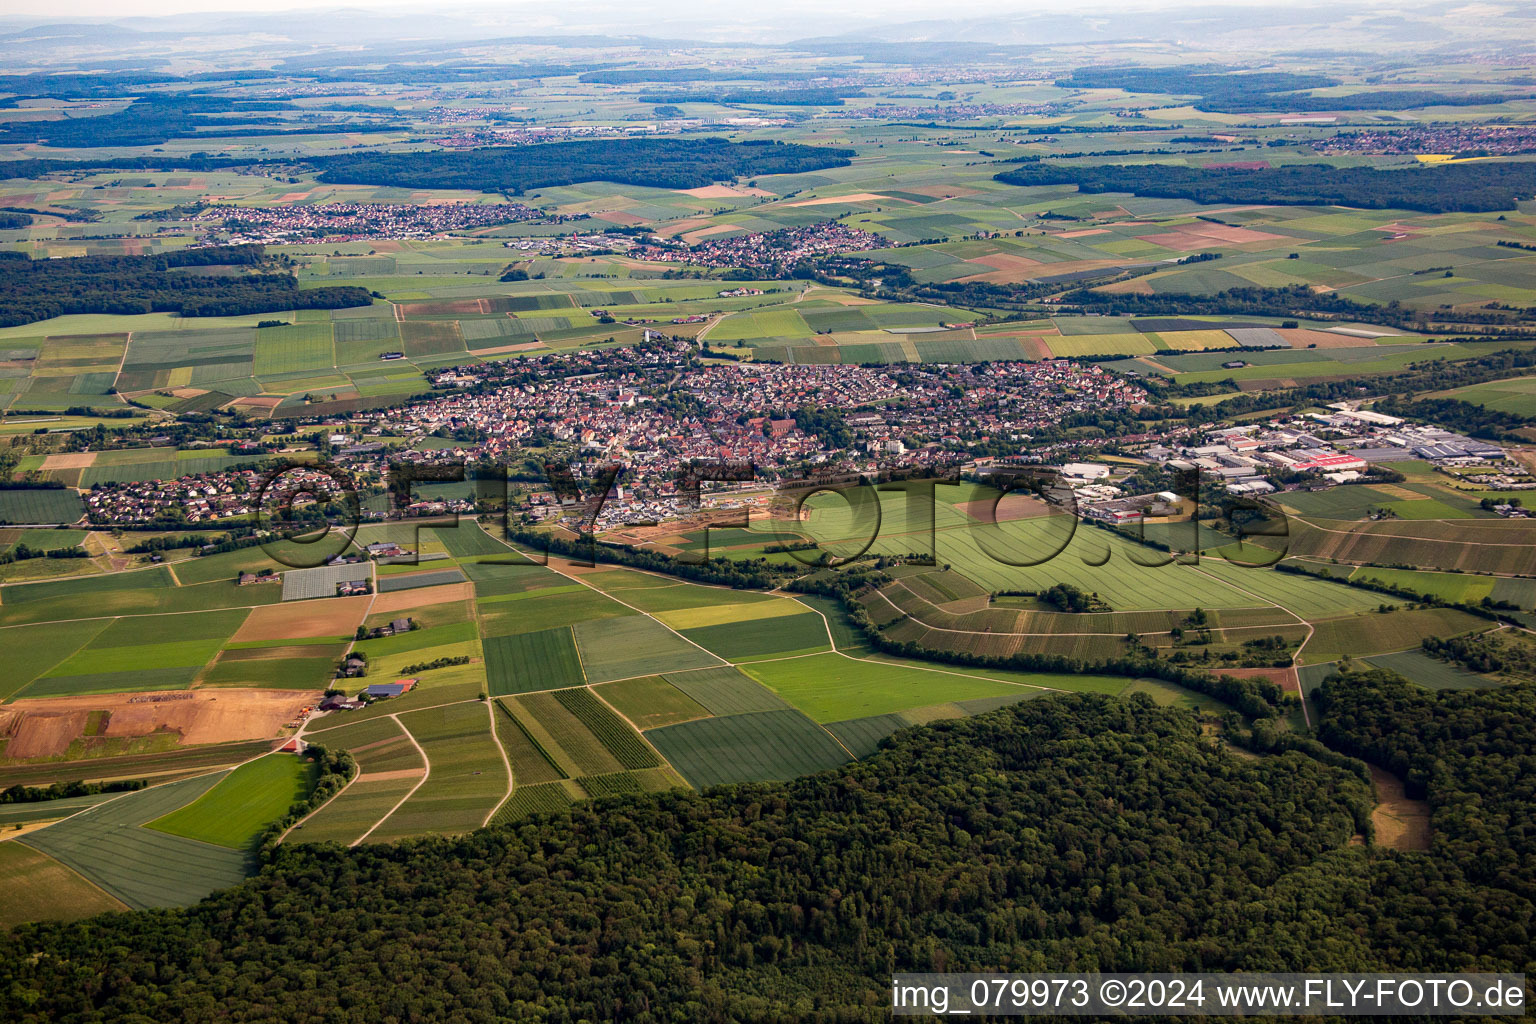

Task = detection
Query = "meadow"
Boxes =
[148,752,319,850]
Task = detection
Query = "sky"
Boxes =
[0,0,1318,25]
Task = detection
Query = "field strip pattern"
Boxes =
[21,772,254,909]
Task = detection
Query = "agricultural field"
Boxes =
[644,709,852,790]
[1302,607,1488,662]
[147,752,318,850]
[484,627,585,695]
[741,652,1036,722]
[0,841,126,929]
[593,675,710,729]
[19,772,256,909]
[0,489,84,524]
[572,615,723,680]
[367,701,507,839]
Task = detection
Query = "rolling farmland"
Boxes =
[4,39,1536,972]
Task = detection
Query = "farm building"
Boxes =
[363,681,416,699]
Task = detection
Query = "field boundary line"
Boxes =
[303,695,483,737]
[834,650,1061,692]
[790,595,840,651]
[351,713,430,846]
[1189,563,1314,728]
[585,683,675,778]
[481,696,515,827]
[541,557,729,667]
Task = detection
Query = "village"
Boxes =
[65,337,1530,537]
[199,201,548,244]
[629,221,890,273]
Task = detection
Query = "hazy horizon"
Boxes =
[0,0,1467,31]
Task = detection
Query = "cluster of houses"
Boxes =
[199,201,543,245]
[630,222,889,274]
[85,466,347,526]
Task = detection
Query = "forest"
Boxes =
[994,160,1536,213]
[1314,669,1536,901]
[0,93,400,149]
[1054,67,1509,112]
[1,682,1531,1022]
[0,245,372,326]
[310,137,856,194]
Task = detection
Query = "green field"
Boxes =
[148,753,319,850]
[1303,608,1489,662]
[679,611,831,661]
[0,490,85,524]
[0,618,113,700]
[20,773,255,909]
[493,698,569,786]
[662,666,794,715]
[0,841,126,928]
[489,780,575,824]
[550,686,659,770]
[572,615,722,681]
[478,587,633,637]
[252,323,335,376]
[1363,649,1497,690]
[511,691,629,777]
[294,776,417,846]
[645,709,852,789]
[431,523,518,558]
[1349,566,1496,603]
[742,652,1033,722]
[371,701,506,838]
[594,675,710,729]
[484,626,586,695]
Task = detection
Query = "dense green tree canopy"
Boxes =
[995,161,1536,214]
[311,137,855,194]
[0,246,371,327]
